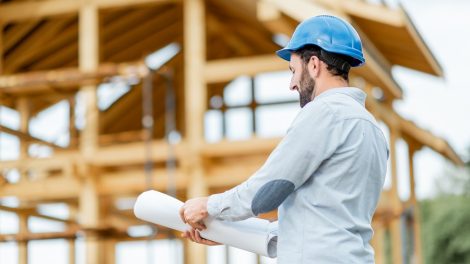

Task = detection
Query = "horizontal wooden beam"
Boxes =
[0,0,179,23]
[0,62,149,95]
[0,205,74,224]
[204,55,287,83]
[0,228,78,242]
[0,177,81,200]
[201,137,280,157]
[91,140,187,166]
[315,0,405,27]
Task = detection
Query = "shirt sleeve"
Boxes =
[207,100,343,221]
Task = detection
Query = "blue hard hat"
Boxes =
[276,15,365,67]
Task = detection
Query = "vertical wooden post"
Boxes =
[389,128,404,264]
[0,22,3,74]
[184,0,209,262]
[78,2,101,264]
[371,222,385,264]
[16,98,30,181]
[104,238,116,264]
[408,144,423,264]
[69,96,77,148]
[68,239,76,264]
[18,213,28,264]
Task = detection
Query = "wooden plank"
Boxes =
[401,8,442,76]
[104,8,179,59]
[106,21,182,63]
[207,14,252,56]
[0,0,179,23]
[201,137,279,157]
[18,213,28,264]
[0,23,3,74]
[184,0,208,262]
[0,62,148,94]
[91,140,186,166]
[0,0,81,23]
[315,0,405,27]
[0,205,74,224]
[0,176,81,200]
[0,229,78,242]
[3,21,38,52]
[5,17,74,73]
[78,4,102,264]
[0,124,64,149]
[256,1,298,37]
[29,39,78,71]
[204,54,287,83]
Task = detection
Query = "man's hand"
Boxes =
[179,197,209,231]
[181,228,221,246]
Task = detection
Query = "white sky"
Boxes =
[1,0,470,263]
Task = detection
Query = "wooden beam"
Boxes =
[184,0,208,262]
[260,0,334,23]
[106,21,182,63]
[0,176,80,201]
[5,17,74,73]
[256,1,298,37]
[78,4,102,264]
[204,54,287,83]
[101,8,161,43]
[0,205,74,224]
[104,7,179,59]
[3,21,38,52]
[400,8,443,76]
[0,0,179,23]
[0,229,78,242]
[207,13,252,56]
[0,62,148,94]
[0,22,3,74]
[29,38,78,71]
[0,1,81,23]
[201,137,279,157]
[18,213,28,264]
[315,0,405,27]
[91,140,187,166]
[0,124,64,149]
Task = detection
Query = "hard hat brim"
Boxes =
[276,48,293,62]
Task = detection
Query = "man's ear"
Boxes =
[308,56,321,78]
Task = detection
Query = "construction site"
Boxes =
[0,0,464,263]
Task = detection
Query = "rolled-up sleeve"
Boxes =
[207,100,343,221]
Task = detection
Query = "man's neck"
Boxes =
[313,77,349,98]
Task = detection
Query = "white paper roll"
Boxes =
[134,190,278,258]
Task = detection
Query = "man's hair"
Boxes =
[294,45,351,81]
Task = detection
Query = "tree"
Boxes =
[420,149,470,264]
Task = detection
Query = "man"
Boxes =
[179,15,389,263]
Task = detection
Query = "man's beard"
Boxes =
[298,69,316,108]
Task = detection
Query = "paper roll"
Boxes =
[134,190,278,257]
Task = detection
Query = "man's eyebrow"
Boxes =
[288,65,293,72]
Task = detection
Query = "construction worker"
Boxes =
[179,15,389,263]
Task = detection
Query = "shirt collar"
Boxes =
[315,87,367,106]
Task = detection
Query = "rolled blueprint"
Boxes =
[134,190,278,258]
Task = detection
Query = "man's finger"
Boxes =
[191,221,206,231]
[179,206,186,223]
[201,238,221,246]
[188,229,197,242]
[194,230,202,243]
